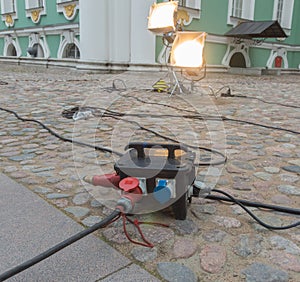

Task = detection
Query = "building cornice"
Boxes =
[0,23,79,37]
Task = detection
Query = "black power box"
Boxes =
[114,142,196,220]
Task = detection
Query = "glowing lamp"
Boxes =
[170,31,207,68]
[148,1,178,34]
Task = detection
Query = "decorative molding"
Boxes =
[28,32,50,58]
[176,7,200,27]
[31,10,41,23]
[57,1,79,21]
[5,14,14,27]
[222,41,251,67]
[4,35,21,56]
[25,0,46,24]
[57,30,80,58]
[64,4,76,18]
[266,48,288,68]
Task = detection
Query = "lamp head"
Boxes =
[148,1,178,34]
[170,31,207,68]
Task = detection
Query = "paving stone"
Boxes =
[46,177,63,184]
[202,229,227,242]
[277,185,300,196]
[64,206,90,218]
[131,246,158,262]
[191,204,217,218]
[241,262,289,282]
[142,226,175,243]
[200,244,227,273]
[19,177,39,185]
[173,238,198,259]
[47,193,70,199]
[9,171,29,179]
[9,153,36,162]
[102,227,129,244]
[31,166,55,173]
[82,215,103,227]
[233,234,263,258]
[3,166,18,173]
[271,194,291,205]
[72,192,90,205]
[212,215,241,228]
[282,165,300,174]
[269,235,300,255]
[90,199,103,208]
[171,219,199,235]
[34,187,53,194]
[157,262,197,282]
[263,166,280,174]
[52,198,69,208]
[232,160,255,171]
[54,181,74,191]
[253,172,273,181]
[268,251,300,272]
[279,174,299,183]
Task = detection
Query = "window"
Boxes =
[273,0,294,30]
[228,0,255,25]
[178,0,201,10]
[25,0,46,23]
[25,0,44,10]
[0,0,16,14]
[232,0,243,18]
[63,43,80,59]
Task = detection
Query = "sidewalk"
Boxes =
[0,172,160,281]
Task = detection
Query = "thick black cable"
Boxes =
[0,107,123,157]
[210,189,300,230]
[206,193,300,215]
[0,209,120,282]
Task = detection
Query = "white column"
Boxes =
[108,0,131,63]
[79,0,109,62]
[130,0,156,64]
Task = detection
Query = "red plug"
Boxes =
[83,173,120,188]
[117,177,143,213]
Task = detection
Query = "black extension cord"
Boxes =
[209,189,300,230]
[0,107,123,157]
[0,210,120,282]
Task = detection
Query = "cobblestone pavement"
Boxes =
[0,63,299,282]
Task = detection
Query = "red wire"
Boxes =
[121,214,154,248]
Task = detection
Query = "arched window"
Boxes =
[229,52,246,68]
[6,43,17,56]
[63,43,80,59]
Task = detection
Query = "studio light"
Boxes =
[170,31,207,68]
[147,1,178,34]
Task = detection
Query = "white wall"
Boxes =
[80,0,109,62]
[130,0,156,64]
[80,0,156,65]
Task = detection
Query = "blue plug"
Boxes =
[153,179,172,204]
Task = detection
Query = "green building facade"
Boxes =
[0,1,299,71]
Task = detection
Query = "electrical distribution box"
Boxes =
[114,142,196,220]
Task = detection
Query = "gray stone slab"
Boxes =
[100,264,161,282]
[0,173,159,281]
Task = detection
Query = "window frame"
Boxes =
[25,0,46,23]
[0,0,17,27]
[227,0,255,26]
[273,0,294,31]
